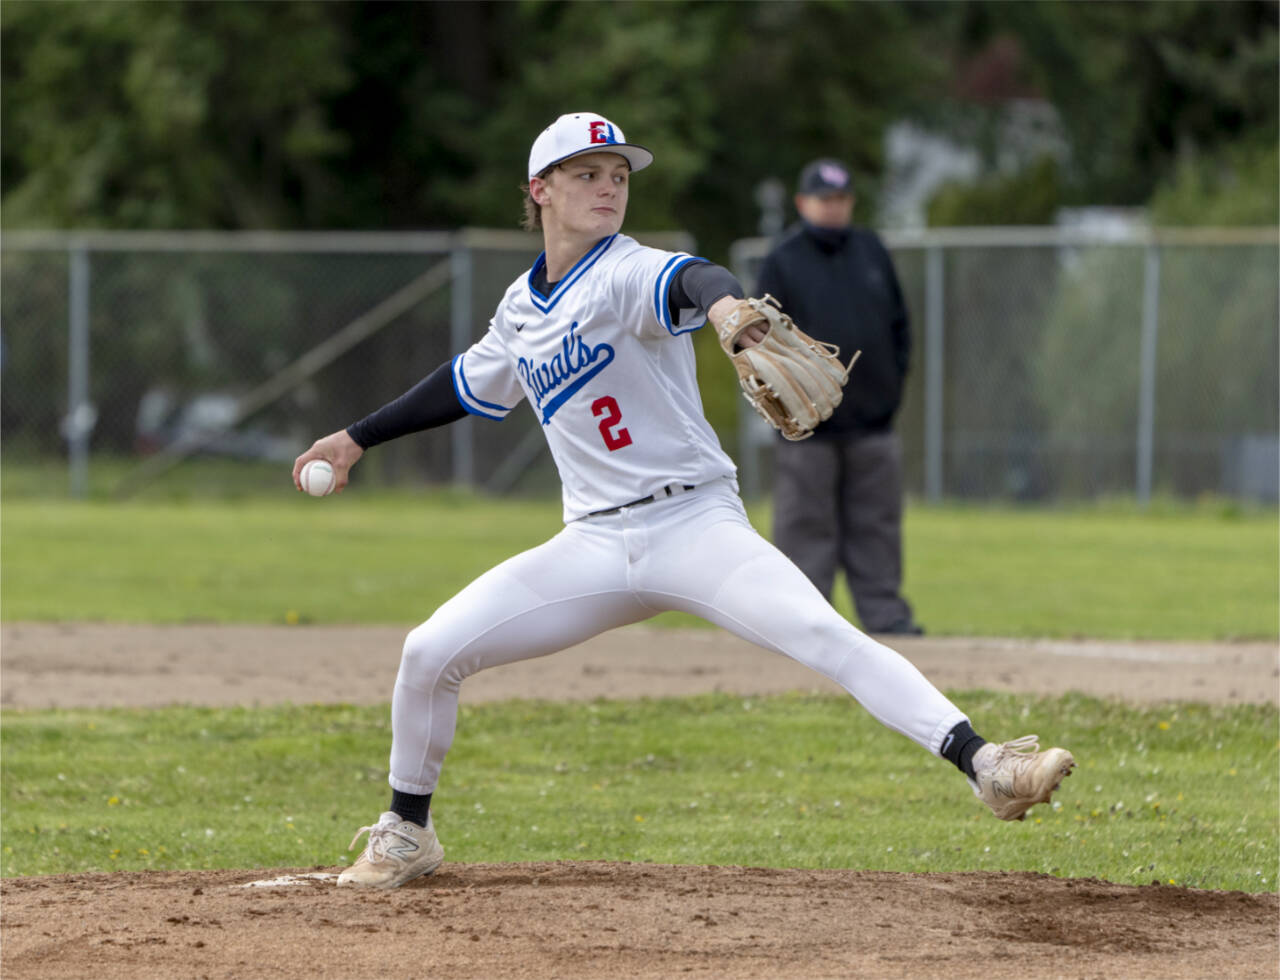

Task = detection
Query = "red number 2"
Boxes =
[592,396,633,451]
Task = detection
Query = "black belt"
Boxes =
[586,483,697,518]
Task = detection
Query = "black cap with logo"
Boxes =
[797,158,853,196]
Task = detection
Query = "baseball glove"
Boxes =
[715,295,858,441]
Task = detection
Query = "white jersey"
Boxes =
[450,234,738,521]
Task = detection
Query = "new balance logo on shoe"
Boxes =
[384,837,420,861]
[337,812,444,889]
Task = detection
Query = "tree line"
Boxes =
[3,1,1275,260]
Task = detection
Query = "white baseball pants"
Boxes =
[388,478,968,794]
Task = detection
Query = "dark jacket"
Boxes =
[756,222,911,435]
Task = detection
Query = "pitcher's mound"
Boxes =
[3,861,1276,979]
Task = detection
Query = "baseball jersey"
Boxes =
[451,233,738,521]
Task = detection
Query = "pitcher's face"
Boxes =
[533,152,630,240]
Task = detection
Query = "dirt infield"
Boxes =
[2,624,1278,979]
[2,622,1276,709]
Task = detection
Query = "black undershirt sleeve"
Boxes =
[345,360,466,450]
[668,261,743,322]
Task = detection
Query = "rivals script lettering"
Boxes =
[517,321,615,425]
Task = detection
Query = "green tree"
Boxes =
[957,0,1278,207]
[1,1,350,228]
[1,0,950,244]
[928,156,1063,226]
[5,2,1275,234]
[1150,142,1279,226]
[689,0,953,254]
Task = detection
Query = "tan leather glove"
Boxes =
[715,295,858,441]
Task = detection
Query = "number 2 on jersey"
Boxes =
[592,396,633,451]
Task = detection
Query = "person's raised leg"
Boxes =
[637,484,1073,820]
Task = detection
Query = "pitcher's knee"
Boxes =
[784,615,870,676]
[795,610,859,649]
[399,625,465,691]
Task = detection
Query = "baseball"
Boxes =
[300,459,336,497]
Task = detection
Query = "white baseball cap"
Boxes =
[527,112,654,181]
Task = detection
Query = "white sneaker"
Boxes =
[337,811,444,889]
[969,735,1075,821]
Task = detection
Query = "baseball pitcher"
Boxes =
[293,112,1074,889]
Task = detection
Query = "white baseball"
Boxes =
[300,459,336,497]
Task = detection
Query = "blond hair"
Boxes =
[520,164,558,232]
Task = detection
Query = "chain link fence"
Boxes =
[3,227,1276,503]
[732,226,1278,504]
[0,229,693,498]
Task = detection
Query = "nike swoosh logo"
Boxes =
[514,322,526,332]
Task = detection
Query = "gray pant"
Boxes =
[772,430,916,632]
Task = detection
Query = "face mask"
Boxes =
[802,221,851,250]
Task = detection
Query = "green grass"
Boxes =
[2,487,1275,639]
[2,692,1276,892]
[5,464,1274,894]
[0,492,559,625]
[900,503,1279,640]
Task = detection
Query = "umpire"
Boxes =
[756,158,923,635]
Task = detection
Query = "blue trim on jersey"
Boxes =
[527,235,618,314]
[451,354,511,421]
[654,255,710,336]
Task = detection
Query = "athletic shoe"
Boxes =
[337,811,444,889]
[969,735,1075,821]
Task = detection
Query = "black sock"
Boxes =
[390,790,431,828]
[940,721,986,780]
